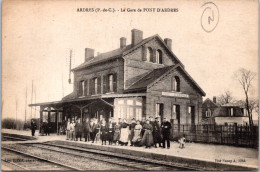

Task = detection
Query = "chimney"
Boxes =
[85,48,94,62]
[213,96,217,104]
[131,29,143,46]
[120,37,126,49]
[164,38,172,51]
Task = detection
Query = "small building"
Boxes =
[201,96,218,120]
[29,29,206,133]
[207,102,249,126]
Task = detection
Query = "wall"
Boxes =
[202,99,218,119]
[146,68,203,125]
[124,37,176,88]
[73,58,124,96]
[215,117,250,125]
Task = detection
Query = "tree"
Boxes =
[234,68,256,127]
[217,90,234,106]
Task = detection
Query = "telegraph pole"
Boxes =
[31,80,33,120]
[15,98,18,129]
[25,87,27,123]
[34,85,36,118]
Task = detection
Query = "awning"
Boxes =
[29,93,146,107]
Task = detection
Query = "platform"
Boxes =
[2,129,258,170]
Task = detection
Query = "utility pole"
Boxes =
[15,98,18,130]
[25,87,27,123]
[68,50,72,84]
[34,85,36,118]
[31,80,33,120]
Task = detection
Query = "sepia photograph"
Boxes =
[1,0,259,171]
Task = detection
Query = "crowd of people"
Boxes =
[66,116,173,149]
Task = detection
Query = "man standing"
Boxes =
[75,118,83,141]
[154,117,162,147]
[150,116,161,148]
[89,119,95,143]
[69,119,76,141]
[31,119,37,136]
[66,119,71,140]
[84,118,90,142]
[161,117,172,149]
[129,118,137,146]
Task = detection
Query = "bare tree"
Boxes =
[217,90,234,106]
[234,68,256,127]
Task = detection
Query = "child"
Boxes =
[178,134,186,149]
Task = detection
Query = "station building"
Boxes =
[30,29,206,133]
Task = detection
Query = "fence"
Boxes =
[171,124,258,148]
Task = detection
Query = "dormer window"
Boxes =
[172,76,180,92]
[156,49,162,64]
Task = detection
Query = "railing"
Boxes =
[171,124,258,148]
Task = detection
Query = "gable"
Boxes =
[147,66,205,96]
[123,35,182,66]
[202,99,218,108]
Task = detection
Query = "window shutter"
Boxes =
[78,81,82,96]
[142,45,147,61]
[97,76,101,94]
[152,49,156,63]
[159,52,163,64]
[75,82,79,96]
[113,73,117,92]
[84,80,88,96]
[172,77,175,91]
[89,79,93,95]
[103,75,107,94]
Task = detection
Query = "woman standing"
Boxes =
[119,119,129,146]
[113,120,121,145]
[132,120,142,146]
[141,119,154,148]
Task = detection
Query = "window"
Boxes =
[230,108,234,116]
[84,80,89,96]
[147,47,153,62]
[206,109,212,117]
[136,108,142,121]
[156,103,163,117]
[172,76,180,92]
[108,74,113,92]
[156,49,163,64]
[79,80,84,96]
[94,78,98,95]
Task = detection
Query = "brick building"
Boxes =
[30,29,206,133]
[201,97,218,120]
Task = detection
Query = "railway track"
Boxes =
[2,142,202,170]
[1,146,80,171]
[2,135,28,141]
[28,142,201,170]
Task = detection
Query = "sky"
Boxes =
[2,0,258,121]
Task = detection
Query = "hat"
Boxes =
[132,118,136,120]
[155,117,159,119]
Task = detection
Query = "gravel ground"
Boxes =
[3,144,135,170]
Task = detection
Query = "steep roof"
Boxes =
[72,34,184,71]
[202,98,218,107]
[127,65,173,91]
[126,64,206,96]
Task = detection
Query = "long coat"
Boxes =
[100,124,108,141]
[151,121,162,143]
[141,123,154,147]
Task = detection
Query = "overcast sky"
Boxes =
[2,0,258,121]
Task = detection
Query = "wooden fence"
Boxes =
[171,124,258,148]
